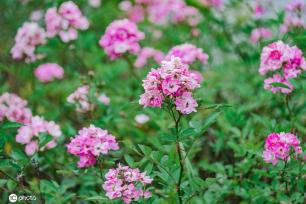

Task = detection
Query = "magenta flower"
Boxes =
[165,43,209,66]
[66,125,119,168]
[263,132,303,165]
[139,57,200,114]
[34,63,64,83]
[11,22,46,63]
[103,164,153,204]
[99,19,145,60]
[45,1,89,42]
[259,41,306,94]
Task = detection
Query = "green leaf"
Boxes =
[160,133,176,142]
[180,128,196,140]
[39,133,53,148]
[0,121,22,129]
[124,154,135,166]
[84,196,108,201]
[138,145,152,156]
[271,82,290,89]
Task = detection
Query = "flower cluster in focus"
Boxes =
[263,132,303,165]
[35,63,64,83]
[99,19,145,60]
[139,57,200,114]
[259,41,306,94]
[103,164,153,204]
[66,125,119,168]
[11,22,46,63]
[45,1,89,42]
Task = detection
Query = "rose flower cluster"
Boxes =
[259,41,306,94]
[0,93,61,156]
[103,164,153,204]
[67,85,110,113]
[99,18,145,60]
[66,125,119,168]
[11,22,46,63]
[45,1,89,42]
[139,57,200,114]
[263,132,302,165]
[165,43,209,66]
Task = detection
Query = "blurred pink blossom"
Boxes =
[11,22,46,63]
[45,1,89,42]
[34,63,64,83]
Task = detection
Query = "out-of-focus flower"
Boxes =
[103,164,153,203]
[30,10,43,21]
[66,125,119,168]
[135,114,150,124]
[134,47,164,68]
[280,0,306,33]
[11,22,46,63]
[16,116,62,156]
[45,1,89,42]
[250,27,272,44]
[88,0,102,8]
[119,0,202,27]
[0,93,32,124]
[263,132,302,165]
[139,57,200,114]
[199,0,224,10]
[34,63,64,83]
[98,94,110,105]
[67,85,110,112]
[165,43,209,66]
[259,41,306,94]
[99,19,144,60]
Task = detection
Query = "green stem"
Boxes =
[122,55,140,80]
[281,159,289,194]
[285,95,294,132]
